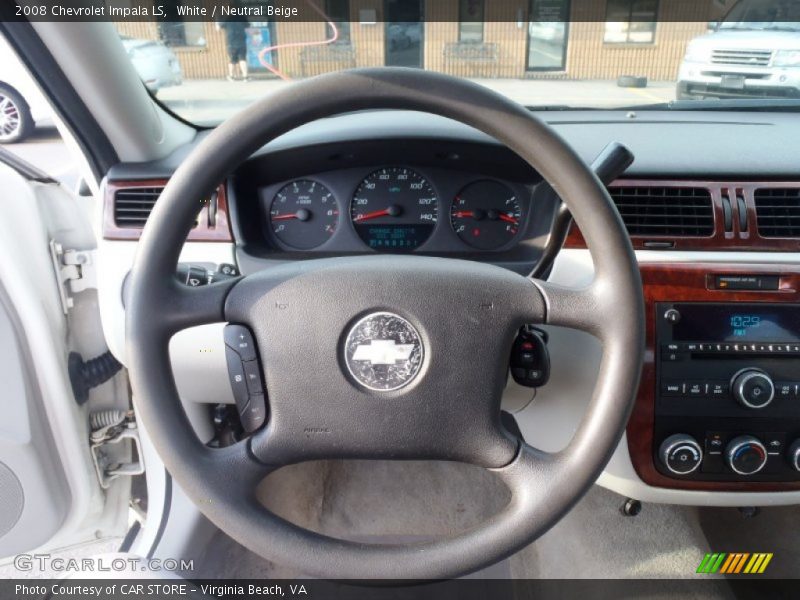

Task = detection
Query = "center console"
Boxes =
[625,263,800,492]
[655,302,800,482]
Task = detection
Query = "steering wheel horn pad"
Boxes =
[225,255,541,469]
[126,68,644,579]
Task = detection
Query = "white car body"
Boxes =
[119,37,183,92]
[678,28,800,100]
[0,34,182,143]
[0,35,52,127]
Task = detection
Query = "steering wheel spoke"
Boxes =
[159,277,242,334]
[530,278,608,336]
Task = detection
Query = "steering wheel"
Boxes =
[126,68,644,580]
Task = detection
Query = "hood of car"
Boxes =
[119,37,172,57]
[691,29,800,51]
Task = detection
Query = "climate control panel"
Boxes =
[658,431,800,479]
[654,302,800,482]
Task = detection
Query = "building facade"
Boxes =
[116,0,727,81]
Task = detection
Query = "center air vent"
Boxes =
[754,188,800,238]
[113,186,163,228]
[609,186,714,237]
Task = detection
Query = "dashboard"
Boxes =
[99,109,800,507]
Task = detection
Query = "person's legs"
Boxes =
[238,59,249,80]
[227,60,236,80]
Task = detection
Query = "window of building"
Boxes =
[156,2,207,47]
[326,0,351,44]
[458,0,485,43]
[158,21,207,47]
[604,0,658,44]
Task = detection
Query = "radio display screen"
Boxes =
[671,304,800,342]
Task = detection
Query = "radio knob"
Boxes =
[731,368,774,409]
[787,440,800,472]
[726,436,768,476]
[659,434,703,476]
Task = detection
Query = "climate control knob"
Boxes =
[659,434,703,476]
[787,440,800,472]
[731,368,774,409]
[726,436,768,475]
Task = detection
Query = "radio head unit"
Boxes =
[655,302,800,483]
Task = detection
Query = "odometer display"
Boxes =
[350,167,438,251]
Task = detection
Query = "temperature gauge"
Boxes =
[450,180,521,250]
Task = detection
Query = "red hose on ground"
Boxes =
[256,0,339,80]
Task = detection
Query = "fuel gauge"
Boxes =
[450,180,521,250]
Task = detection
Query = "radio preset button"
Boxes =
[775,382,800,399]
[687,382,705,396]
[661,381,730,399]
[662,381,684,396]
[709,382,728,397]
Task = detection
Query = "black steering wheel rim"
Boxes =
[126,68,644,579]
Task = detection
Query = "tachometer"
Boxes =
[269,179,338,250]
[350,167,438,251]
[450,180,521,250]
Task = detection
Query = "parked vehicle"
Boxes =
[0,34,182,144]
[677,0,800,99]
[0,35,51,143]
[120,36,183,93]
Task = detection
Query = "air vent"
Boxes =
[113,186,163,228]
[609,186,714,237]
[754,188,800,238]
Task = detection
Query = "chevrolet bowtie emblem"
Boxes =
[344,312,424,391]
[352,340,416,365]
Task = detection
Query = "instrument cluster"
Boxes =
[261,165,530,254]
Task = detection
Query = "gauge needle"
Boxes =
[354,205,402,222]
[498,213,519,225]
[272,209,311,222]
[453,209,518,225]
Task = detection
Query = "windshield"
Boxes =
[111,0,800,124]
[719,0,800,30]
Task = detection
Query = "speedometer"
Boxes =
[350,167,438,251]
